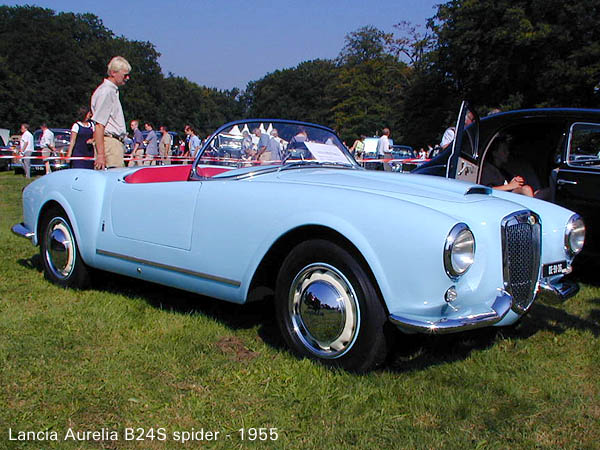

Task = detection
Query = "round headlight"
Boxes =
[444,223,475,279]
[565,214,585,257]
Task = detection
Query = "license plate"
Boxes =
[543,261,567,277]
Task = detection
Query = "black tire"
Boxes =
[39,207,90,288]
[275,239,389,372]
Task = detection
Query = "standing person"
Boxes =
[143,122,158,165]
[19,123,34,178]
[350,135,366,159]
[65,107,95,169]
[185,125,201,159]
[39,123,55,175]
[439,111,475,150]
[254,127,270,160]
[129,120,144,167]
[159,126,172,165]
[91,56,131,170]
[266,128,283,162]
[376,128,391,158]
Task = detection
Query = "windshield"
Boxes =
[195,121,356,173]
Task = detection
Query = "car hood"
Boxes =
[270,168,492,204]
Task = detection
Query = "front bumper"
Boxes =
[11,222,34,241]
[389,277,579,334]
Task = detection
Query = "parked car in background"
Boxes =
[361,138,425,172]
[414,105,600,257]
[12,118,584,372]
[12,128,70,174]
[0,133,11,171]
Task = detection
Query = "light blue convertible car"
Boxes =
[12,117,585,372]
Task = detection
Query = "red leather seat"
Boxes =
[124,165,193,183]
[124,165,232,183]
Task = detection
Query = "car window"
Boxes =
[194,121,356,177]
[568,122,600,166]
[460,111,478,160]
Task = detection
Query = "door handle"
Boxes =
[557,179,578,185]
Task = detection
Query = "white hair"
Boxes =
[107,56,131,75]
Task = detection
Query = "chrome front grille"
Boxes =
[501,211,541,314]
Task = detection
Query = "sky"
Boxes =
[7,0,441,91]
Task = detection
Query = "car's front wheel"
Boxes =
[275,239,389,372]
[40,207,90,288]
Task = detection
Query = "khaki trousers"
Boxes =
[104,136,125,168]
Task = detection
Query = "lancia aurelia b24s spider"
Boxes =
[12,114,585,372]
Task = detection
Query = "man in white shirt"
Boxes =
[376,128,391,158]
[91,56,131,169]
[19,123,34,178]
[39,123,55,175]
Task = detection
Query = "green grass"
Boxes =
[0,171,598,449]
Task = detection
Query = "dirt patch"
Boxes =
[215,336,259,362]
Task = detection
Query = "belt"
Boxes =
[104,132,126,142]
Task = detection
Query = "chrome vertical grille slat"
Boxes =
[501,211,541,314]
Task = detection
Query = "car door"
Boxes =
[447,101,480,182]
[555,121,600,253]
[95,176,203,279]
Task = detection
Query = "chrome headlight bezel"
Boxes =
[565,214,585,258]
[444,223,475,280]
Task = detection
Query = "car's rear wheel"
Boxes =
[40,207,90,288]
[275,239,389,372]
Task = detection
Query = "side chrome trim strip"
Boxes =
[11,223,35,241]
[389,289,513,334]
[96,248,241,287]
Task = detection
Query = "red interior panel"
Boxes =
[124,165,231,183]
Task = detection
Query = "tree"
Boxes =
[0,5,244,135]
[430,0,600,108]
[332,56,409,143]
[332,26,409,143]
[337,25,393,66]
[244,60,339,127]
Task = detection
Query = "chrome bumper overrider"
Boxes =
[389,277,579,334]
[11,223,34,241]
[537,278,579,304]
[390,290,513,334]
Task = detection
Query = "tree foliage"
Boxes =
[0,5,242,136]
[243,59,339,127]
[430,0,600,109]
[2,2,600,148]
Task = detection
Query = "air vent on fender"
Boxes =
[465,186,492,196]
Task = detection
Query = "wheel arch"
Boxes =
[37,200,69,241]
[36,200,90,264]
[247,224,389,314]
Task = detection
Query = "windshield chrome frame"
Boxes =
[189,119,360,181]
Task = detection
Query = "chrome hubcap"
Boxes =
[44,217,75,280]
[289,263,360,359]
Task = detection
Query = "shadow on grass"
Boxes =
[17,253,600,372]
[17,253,286,351]
[385,299,600,373]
